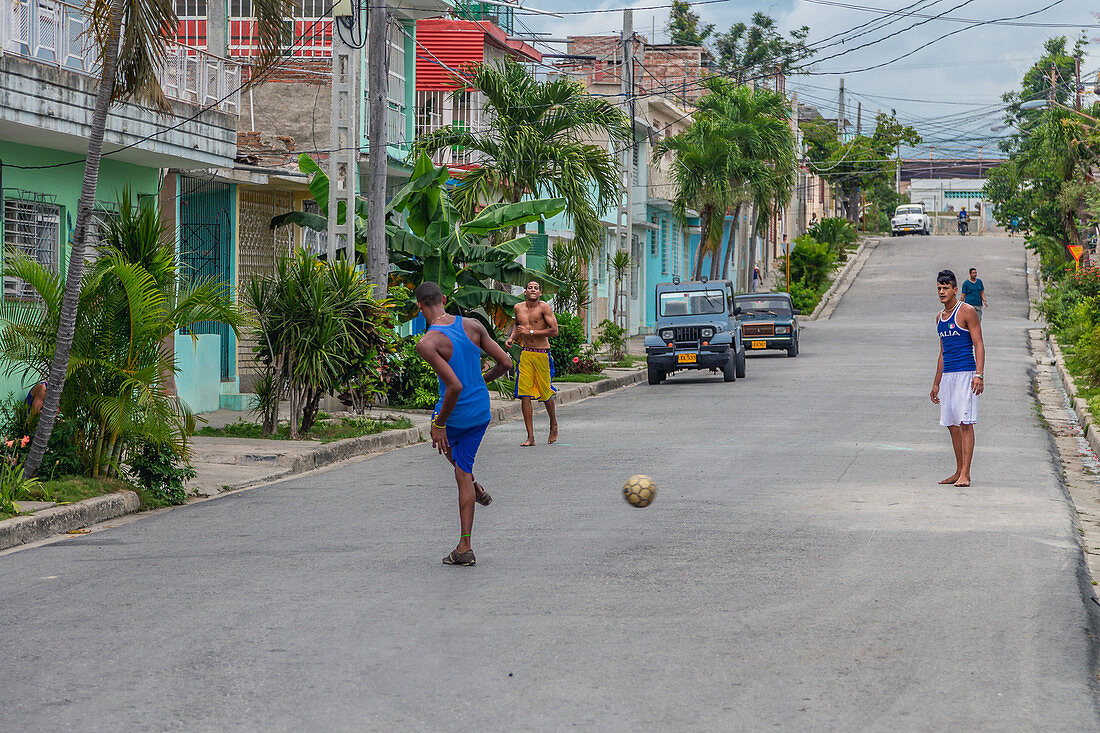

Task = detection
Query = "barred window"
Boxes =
[3,196,60,301]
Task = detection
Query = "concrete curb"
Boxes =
[1045,335,1100,459]
[810,237,878,321]
[0,371,646,551]
[0,490,140,552]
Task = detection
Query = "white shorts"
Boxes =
[939,370,978,426]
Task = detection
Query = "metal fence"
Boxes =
[1,0,241,114]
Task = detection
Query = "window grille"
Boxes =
[2,193,59,301]
[598,235,607,284]
[301,199,328,256]
[660,217,669,276]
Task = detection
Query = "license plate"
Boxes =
[677,353,696,364]
[751,340,767,349]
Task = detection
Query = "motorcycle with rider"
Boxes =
[957,207,969,235]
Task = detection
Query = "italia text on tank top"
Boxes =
[427,316,492,429]
[938,302,976,373]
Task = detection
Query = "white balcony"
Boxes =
[1,0,241,114]
[414,89,489,169]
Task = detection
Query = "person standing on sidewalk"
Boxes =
[961,268,987,321]
[930,269,985,488]
[415,282,513,567]
[506,281,559,446]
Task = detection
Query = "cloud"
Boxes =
[524,0,1096,157]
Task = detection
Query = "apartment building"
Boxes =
[0,0,240,409]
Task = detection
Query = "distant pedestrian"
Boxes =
[752,266,760,292]
[961,268,987,321]
[414,281,513,567]
[930,270,985,488]
[506,281,559,446]
[810,213,818,228]
[1010,217,1018,237]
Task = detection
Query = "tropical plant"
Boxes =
[244,248,394,438]
[608,250,633,328]
[384,336,440,410]
[24,0,291,478]
[782,235,837,290]
[1,194,242,477]
[409,59,630,260]
[547,241,592,316]
[597,319,628,363]
[808,217,858,261]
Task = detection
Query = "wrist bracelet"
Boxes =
[432,418,446,429]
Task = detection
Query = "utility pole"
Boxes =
[366,0,389,295]
[328,0,360,263]
[1075,56,1082,111]
[1049,63,1057,105]
[616,9,634,330]
[837,78,845,136]
[856,101,862,136]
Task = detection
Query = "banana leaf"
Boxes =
[461,198,566,236]
[270,210,328,232]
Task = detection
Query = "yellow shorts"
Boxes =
[515,348,556,402]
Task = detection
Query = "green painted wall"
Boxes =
[175,334,222,413]
[0,140,160,401]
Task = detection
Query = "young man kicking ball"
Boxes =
[930,269,985,487]
[415,282,512,566]
[506,281,559,446]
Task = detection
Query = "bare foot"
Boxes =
[954,477,971,487]
[938,474,960,484]
[548,425,558,444]
[521,438,535,447]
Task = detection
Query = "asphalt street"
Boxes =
[3,235,1098,731]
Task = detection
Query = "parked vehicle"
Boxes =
[891,204,931,237]
[734,292,800,357]
[644,277,746,384]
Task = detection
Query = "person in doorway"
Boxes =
[415,281,513,567]
[930,269,985,488]
[506,281,559,446]
[752,265,761,292]
[961,268,987,321]
[809,213,818,228]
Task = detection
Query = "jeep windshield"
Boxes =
[735,297,791,316]
[659,290,725,317]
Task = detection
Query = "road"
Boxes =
[3,235,1098,731]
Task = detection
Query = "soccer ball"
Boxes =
[622,475,657,508]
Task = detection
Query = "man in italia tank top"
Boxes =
[415,281,514,566]
[930,269,986,487]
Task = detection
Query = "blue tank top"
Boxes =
[938,302,976,373]
[427,316,491,429]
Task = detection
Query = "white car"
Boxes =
[891,204,931,236]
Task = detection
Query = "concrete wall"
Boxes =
[0,55,237,169]
[175,334,223,414]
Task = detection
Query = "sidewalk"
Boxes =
[183,364,645,495]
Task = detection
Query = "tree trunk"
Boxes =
[288,352,299,440]
[24,0,125,479]
[692,206,711,281]
[720,206,741,281]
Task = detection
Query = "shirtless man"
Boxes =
[506,281,559,446]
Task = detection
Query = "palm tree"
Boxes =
[654,119,735,281]
[691,80,795,284]
[410,59,631,261]
[1,195,241,477]
[23,0,291,477]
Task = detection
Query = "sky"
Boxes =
[514,0,1098,160]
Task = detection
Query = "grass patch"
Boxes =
[0,475,169,521]
[554,373,609,383]
[194,416,413,443]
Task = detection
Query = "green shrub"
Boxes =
[0,398,82,480]
[597,320,628,362]
[385,336,439,409]
[550,312,585,368]
[784,236,837,290]
[126,440,195,506]
[808,218,857,260]
[787,281,823,315]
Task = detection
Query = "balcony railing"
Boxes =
[1,0,241,115]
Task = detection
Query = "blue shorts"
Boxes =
[446,421,489,474]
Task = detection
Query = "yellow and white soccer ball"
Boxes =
[622,474,657,508]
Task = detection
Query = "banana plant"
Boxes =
[272,153,568,331]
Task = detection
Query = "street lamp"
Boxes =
[1018,98,1099,125]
